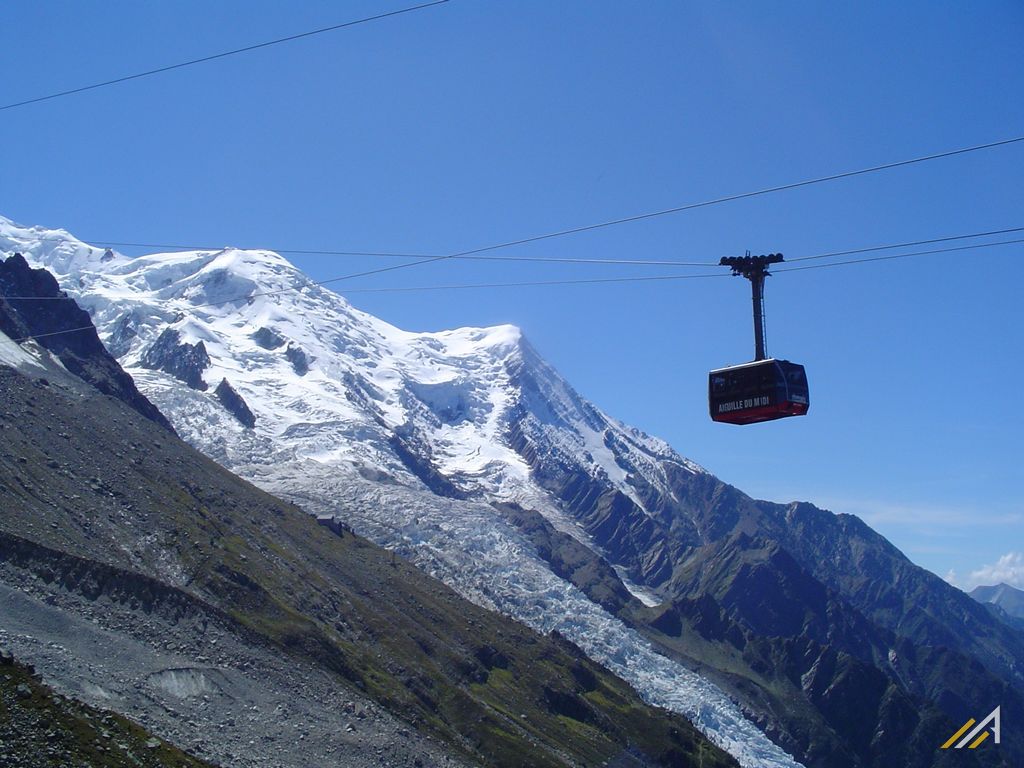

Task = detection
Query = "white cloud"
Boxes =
[968,552,1024,589]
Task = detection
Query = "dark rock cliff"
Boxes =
[0,253,174,433]
[214,378,256,428]
[139,328,210,391]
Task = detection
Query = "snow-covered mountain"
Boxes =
[0,217,712,593]
[9,214,1024,768]
[0,217,696,510]
[1,215,801,767]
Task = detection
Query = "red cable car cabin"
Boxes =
[709,359,809,425]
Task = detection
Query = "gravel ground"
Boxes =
[0,562,472,768]
[0,649,213,768]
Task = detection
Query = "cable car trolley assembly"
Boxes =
[709,252,809,425]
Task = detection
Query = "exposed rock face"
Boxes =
[494,502,635,615]
[387,427,466,500]
[107,311,140,358]
[285,343,310,376]
[214,378,256,428]
[503,346,693,589]
[140,328,210,391]
[654,530,1024,766]
[0,253,173,433]
[252,326,285,350]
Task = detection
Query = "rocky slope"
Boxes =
[0,650,215,768]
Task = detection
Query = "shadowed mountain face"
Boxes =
[0,289,735,767]
[660,533,1017,768]
[0,253,173,432]
[502,501,1012,768]
[535,462,1023,766]
[3,218,1019,767]
[493,348,1022,766]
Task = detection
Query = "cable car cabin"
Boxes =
[709,359,809,425]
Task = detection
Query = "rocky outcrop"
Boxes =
[252,326,286,350]
[107,310,140,358]
[505,405,680,588]
[214,378,256,428]
[285,343,310,376]
[140,328,210,391]
[496,502,636,615]
[388,427,466,499]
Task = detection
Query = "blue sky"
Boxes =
[2,1,1022,589]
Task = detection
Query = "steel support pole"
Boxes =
[719,252,783,362]
[751,273,766,361]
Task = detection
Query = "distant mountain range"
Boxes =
[3,214,1018,767]
[972,583,1024,627]
[971,583,1024,617]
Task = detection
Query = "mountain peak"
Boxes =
[970,582,1024,619]
[0,215,122,274]
[427,322,524,359]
